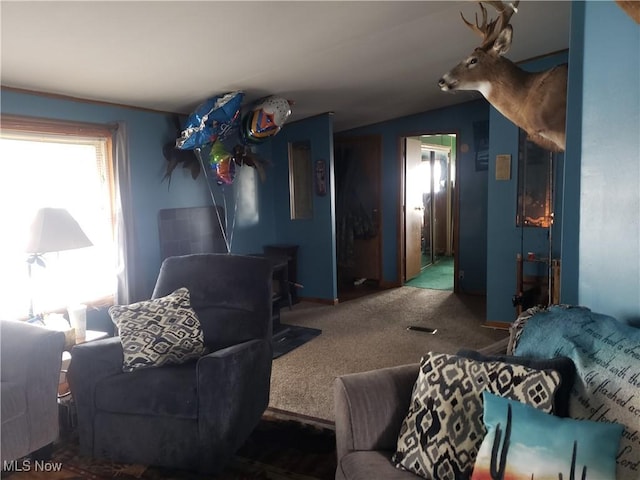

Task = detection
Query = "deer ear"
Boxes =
[492,25,513,56]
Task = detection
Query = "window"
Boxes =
[0,116,117,320]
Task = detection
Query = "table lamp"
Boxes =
[25,207,93,322]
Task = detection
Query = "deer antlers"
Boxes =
[461,1,520,48]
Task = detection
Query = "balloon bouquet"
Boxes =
[170,91,292,252]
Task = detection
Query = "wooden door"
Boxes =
[334,136,382,284]
[405,137,423,281]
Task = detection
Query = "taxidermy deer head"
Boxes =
[438,1,567,152]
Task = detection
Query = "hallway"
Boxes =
[405,256,454,291]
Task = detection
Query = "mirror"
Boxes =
[288,140,313,219]
[516,129,553,228]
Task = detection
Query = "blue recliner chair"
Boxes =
[68,254,273,473]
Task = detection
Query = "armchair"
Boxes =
[67,253,273,473]
[1,319,65,463]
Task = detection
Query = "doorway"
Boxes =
[334,135,383,301]
[402,134,457,291]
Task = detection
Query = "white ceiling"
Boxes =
[0,1,571,133]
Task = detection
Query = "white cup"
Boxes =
[68,304,87,341]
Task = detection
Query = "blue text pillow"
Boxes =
[472,392,623,480]
[512,305,640,479]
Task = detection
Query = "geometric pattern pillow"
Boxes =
[472,392,623,480]
[456,349,576,417]
[109,287,206,372]
[392,352,562,480]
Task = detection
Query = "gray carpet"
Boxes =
[268,287,509,423]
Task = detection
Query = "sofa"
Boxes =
[333,340,514,480]
[335,363,421,479]
[1,319,65,463]
[334,305,640,480]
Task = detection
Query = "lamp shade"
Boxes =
[25,207,93,253]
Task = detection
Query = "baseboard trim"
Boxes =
[482,321,512,330]
[298,296,338,305]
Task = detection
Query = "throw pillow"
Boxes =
[456,349,576,417]
[472,391,623,480]
[513,305,640,480]
[109,287,206,372]
[392,351,563,480]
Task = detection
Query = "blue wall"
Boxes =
[270,114,338,302]
[485,52,569,323]
[0,90,278,299]
[342,100,490,293]
[571,1,640,322]
[486,109,520,322]
[560,2,585,306]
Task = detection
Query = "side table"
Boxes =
[71,329,109,346]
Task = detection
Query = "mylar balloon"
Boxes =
[241,96,292,144]
[209,140,231,166]
[215,157,236,185]
[176,91,244,150]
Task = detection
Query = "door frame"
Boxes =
[397,131,460,291]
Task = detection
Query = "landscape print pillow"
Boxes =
[472,392,623,480]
